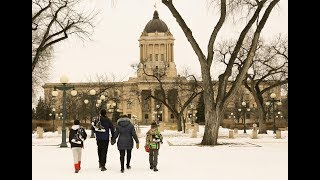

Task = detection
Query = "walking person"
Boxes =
[111,115,139,173]
[92,109,115,171]
[69,119,87,173]
[145,122,163,171]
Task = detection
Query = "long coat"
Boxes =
[112,117,139,150]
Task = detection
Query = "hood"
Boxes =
[71,125,80,130]
[117,117,131,127]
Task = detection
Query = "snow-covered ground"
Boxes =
[32,125,288,180]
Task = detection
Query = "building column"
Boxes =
[151,90,156,123]
[171,43,174,62]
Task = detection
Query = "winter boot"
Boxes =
[101,166,107,171]
[120,156,125,172]
[150,165,153,169]
[153,166,158,171]
[74,163,80,173]
[121,168,124,173]
[126,164,131,169]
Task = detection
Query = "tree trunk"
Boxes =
[200,63,219,145]
[256,102,267,134]
[177,115,183,131]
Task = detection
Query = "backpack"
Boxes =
[72,127,86,144]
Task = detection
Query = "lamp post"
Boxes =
[99,95,106,111]
[132,114,139,131]
[52,108,56,132]
[238,101,250,133]
[265,101,271,122]
[108,102,119,123]
[89,89,96,138]
[153,104,162,124]
[188,104,197,126]
[49,113,52,130]
[51,75,77,147]
[267,93,282,134]
[84,99,89,124]
[230,112,236,123]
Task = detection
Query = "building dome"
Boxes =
[143,10,169,33]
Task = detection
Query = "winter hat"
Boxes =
[74,120,80,125]
[151,122,158,128]
[100,109,107,116]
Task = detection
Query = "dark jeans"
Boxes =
[96,140,109,166]
[119,149,132,169]
[149,149,159,167]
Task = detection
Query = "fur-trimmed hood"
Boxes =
[117,117,131,127]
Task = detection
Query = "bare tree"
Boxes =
[162,0,281,145]
[217,34,288,133]
[32,0,97,96]
[140,63,203,132]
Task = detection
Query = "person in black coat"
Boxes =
[69,119,87,173]
[92,109,115,171]
[111,115,139,173]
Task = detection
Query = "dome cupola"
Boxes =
[143,10,169,33]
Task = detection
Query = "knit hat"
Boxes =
[151,122,158,128]
[74,119,80,125]
[100,109,107,116]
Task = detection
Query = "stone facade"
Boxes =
[42,11,282,125]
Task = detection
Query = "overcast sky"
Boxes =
[46,0,287,84]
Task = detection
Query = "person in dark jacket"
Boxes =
[92,109,115,171]
[111,115,139,173]
[69,119,87,173]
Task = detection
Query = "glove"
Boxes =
[136,143,139,149]
[91,122,95,126]
[111,139,116,145]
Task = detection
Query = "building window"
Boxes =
[143,100,150,110]
[161,54,164,61]
[127,101,132,109]
[127,114,131,118]
[145,114,149,119]
[155,54,158,61]
[150,54,152,61]
[170,114,174,119]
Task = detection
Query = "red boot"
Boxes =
[74,163,80,173]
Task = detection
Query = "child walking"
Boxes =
[145,122,163,171]
[69,119,87,173]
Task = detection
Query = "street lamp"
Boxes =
[89,89,96,138]
[51,75,77,147]
[108,102,119,122]
[153,104,162,124]
[51,108,56,132]
[187,104,197,126]
[230,112,236,123]
[49,113,52,130]
[238,101,250,133]
[99,95,106,110]
[266,93,282,134]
